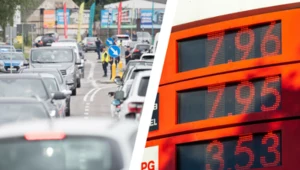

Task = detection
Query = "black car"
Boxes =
[0,74,67,117]
[41,33,59,46]
[0,97,53,125]
[131,44,151,60]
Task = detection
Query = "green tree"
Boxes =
[0,0,36,41]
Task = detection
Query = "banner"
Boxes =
[101,9,137,29]
[77,2,85,42]
[43,10,55,28]
[89,2,96,37]
[140,9,164,29]
[117,1,122,34]
[63,3,68,38]
[56,9,90,29]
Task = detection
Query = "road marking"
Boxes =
[83,88,97,102]
[90,88,101,102]
[85,108,89,112]
[84,112,89,115]
[86,102,90,105]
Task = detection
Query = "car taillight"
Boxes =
[88,42,92,45]
[128,102,143,113]
[117,105,121,108]
[24,132,66,141]
[134,49,139,53]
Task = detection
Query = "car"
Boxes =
[0,117,138,170]
[51,41,85,79]
[19,68,71,116]
[81,37,97,52]
[0,74,68,117]
[116,65,152,86]
[130,44,151,60]
[58,39,77,42]
[0,52,29,73]
[40,32,59,46]
[39,73,72,117]
[121,60,153,78]
[136,31,152,44]
[115,70,151,120]
[29,47,82,95]
[0,45,16,53]
[0,97,54,125]
[140,53,155,61]
[112,34,132,47]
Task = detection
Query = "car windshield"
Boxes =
[0,79,49,100]
[137,32,151,38]
[0,136,124,170]
[43,78,59,94]
[21,70,63,84]
[0,46,15,53]
[0,53,24,60]
[0,103,48,124]
[31,49,73,63]
[138,76,150,96]
[130,69,151,80]
[137,45,150,51]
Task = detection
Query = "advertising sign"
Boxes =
[56,9,90,29]
[141,146,159,170]
[149,93,159,131]
[140,9,164,29]
[43,10,55,28]
[100,9,137,28]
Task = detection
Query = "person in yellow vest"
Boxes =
[101,46,110,77]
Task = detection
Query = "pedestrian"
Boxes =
[125,46,132,65]
[125,30,130,36]
[95,38,102,60]
[132,31,137,41]
[101,46,109,77]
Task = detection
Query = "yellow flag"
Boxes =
[77,2,85,42]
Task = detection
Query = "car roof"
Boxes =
[0,118,138,139]
[0,97,44,103]
[135,70,151,77]
[22,68,60,72]
[0,45,14,47]
[38,73,57,79]
[132,65,152,69]
[0,52,23,55]
[0,73,43,79]
[52,42,77,45]
[141,53,155,56]
[31,46,74,50]
[127,60,153,64]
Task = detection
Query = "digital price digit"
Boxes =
[206,140,224,170]
[235,27,255,60]
[207,84,225,118]
[261,22,281,56]
[261,76,281,111]
[235,81,255,114]
[260,132,281,167]
[235,135,255,169]
[208,32,225,66]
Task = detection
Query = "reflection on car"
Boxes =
[0,52,29,73]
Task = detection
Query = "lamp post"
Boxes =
[151,0,154,45]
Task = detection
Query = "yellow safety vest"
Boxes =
[101,51,110,63]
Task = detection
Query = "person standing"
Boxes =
[95,38,102,60]
[125,46,131,65]
[132,31,137,41]
[125,30,130,36]
[101,46,109,77]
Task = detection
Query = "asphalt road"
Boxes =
[70,52,124,118]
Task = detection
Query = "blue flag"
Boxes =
[89,2,96,37]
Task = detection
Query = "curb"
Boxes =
[97,80,115,84]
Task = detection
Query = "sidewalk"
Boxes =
[96,57,126,84]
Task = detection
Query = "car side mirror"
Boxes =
[114,91,124,100]
[114,76,122,85]
[75,61,81,65]
[52,92,66,100]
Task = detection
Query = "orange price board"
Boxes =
[145,3,300,170]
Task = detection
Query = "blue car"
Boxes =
[0,52,29,73]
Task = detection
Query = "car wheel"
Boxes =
[72,88,77,96]
[77,78,81,88]
[65,101,71,117]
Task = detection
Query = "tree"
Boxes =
[0,0,36,41]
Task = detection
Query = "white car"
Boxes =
[140,53,155,61]
[112,34,132,47]
[52,42,85,80]
[118,70,151,120]
[0,117,138,170]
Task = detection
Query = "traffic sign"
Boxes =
[106,38,114,46]
[108,45,120,58]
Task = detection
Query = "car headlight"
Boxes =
[66,66,75,75]
[0,61,4,66]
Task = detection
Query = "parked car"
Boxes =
[58,38,77,42]
[136,32,152,44]
[140,53,155,61]
[0,97,54,125]
[0,52,29,73]
[116,65,152,86]
[0,45,16,53]
[115,70,151,120]
[52,42,85,79]
[112,34,132,47]
[121,60,153,78]
[0,74,68,117]
[130,44,151,60]
[19,68,71,116]
[0,118,138,170]
[82,37,97,52]
[41,32,59,46]
[29,47,81,95]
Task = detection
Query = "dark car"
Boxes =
[82,37,97,52]
[0,97,53,125]
[0,74,67,117]
[41,33,59,46]
[131,44,151,60]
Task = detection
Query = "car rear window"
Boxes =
[137,76,150,96]
[142,55,154,60]
[130,69,150,80]
[0,136,124,170]
[137,45,150,51]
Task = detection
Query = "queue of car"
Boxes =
[0,35,138,169]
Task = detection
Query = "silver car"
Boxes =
[0,117,138,170]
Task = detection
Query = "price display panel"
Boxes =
[146,119,300,170]
[160,7,300,85]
